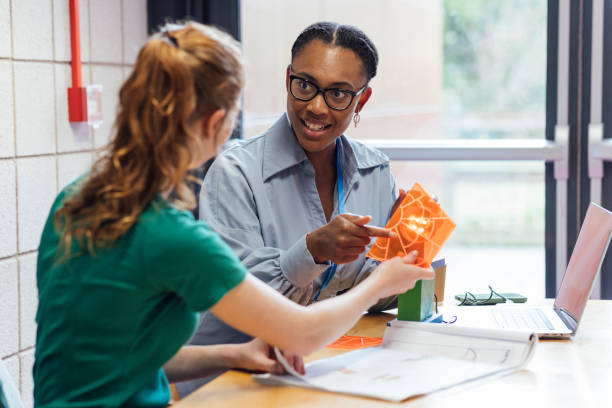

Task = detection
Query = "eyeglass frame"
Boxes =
[456,285,507,306]
[288,73,368,111]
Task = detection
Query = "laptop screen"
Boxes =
[554,203,612,324]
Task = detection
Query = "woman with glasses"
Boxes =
[33,22,432,407]
[180,21,409,395]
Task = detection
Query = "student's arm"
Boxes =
[163,339,304,383]
[210,252,433,356]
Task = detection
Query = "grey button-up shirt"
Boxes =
[192,113,398,342]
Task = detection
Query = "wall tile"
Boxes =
[17,156,57,253]
[0,258,19,357]
[19,253,38,350]
[53,0,91,62]
[2,355,21,394]
[0,61,14,158]
[14,62,55,156]
[0,0,10,58]
[58,152,91,190]
[0,160,17,258]
[55,64,93,153]
[123,0,148,64]
[12,0,53,60]
[91,65,123,148]
[19,349,34,408]
[90,0,123,63]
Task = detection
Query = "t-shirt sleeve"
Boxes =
[144,210,247,312]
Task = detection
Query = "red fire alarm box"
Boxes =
[68,84,103,127]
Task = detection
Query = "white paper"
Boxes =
[273,346,304,378]
[254,322,537,402]
[383,321,537,368]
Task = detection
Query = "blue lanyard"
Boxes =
[313,142,344,301]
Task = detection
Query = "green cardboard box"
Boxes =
[397,278,435,321]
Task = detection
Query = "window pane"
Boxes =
[241,1,548,302]
[241,0,547,140]
[391,160,546,302]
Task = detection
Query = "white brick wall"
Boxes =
[14,62,56,156]
[0,61,14,158]
[19,254,38,350]
[0,161,17,258]
[17,156,58,253]
[2,355,21,394]
[0,259,19,357]
[90,0,123,64]
[19,350,35,408]
[0,0,11,58]
[0,1,148,406]
[123,0,148,64]
[12,0,54,61]
[57,152,92,189]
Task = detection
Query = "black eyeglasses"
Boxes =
[456,285,507,306]
[289,75,367,111]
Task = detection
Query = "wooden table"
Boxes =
[174,300,612,407]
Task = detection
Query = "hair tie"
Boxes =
[163,34,179,48]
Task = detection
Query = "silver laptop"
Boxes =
[451,202,612,339]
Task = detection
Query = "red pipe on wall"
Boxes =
[69,0,82,88]
[67,0,87,122]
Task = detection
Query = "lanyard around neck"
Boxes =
[336,141,345,214]
[313,141,343,301]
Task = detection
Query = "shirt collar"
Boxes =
[262,113,388,182]
[262,114,308,181]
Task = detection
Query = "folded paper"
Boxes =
[367,182,455,267]
[327,335,383,350]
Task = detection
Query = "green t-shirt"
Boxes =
[33,181,247,407]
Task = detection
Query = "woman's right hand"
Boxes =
[369,251,435,299]
[306,213,395,264]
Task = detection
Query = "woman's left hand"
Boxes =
[232,338,305,375]
[390,188,407,216]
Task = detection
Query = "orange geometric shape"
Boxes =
[366,182,455,267]
[326,335,383,350]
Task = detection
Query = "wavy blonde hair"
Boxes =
[54,22,244,259]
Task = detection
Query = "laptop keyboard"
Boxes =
[492,308,555,330]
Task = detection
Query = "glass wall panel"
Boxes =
[241,0,547,140]
[241,0,547,301]
[391,160,545,302]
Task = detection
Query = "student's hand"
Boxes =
[231,338,304,375]
[306,213,396,264]
[370,251,435,299]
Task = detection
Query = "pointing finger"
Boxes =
[363,224,396,238]
[342,213,371,226]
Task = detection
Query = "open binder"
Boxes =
[253,321,537,402]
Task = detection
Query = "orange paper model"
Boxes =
[326,335,383,350]
[367,183,455,267]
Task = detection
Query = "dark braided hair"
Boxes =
[291,22,378,82]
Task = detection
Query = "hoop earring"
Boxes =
[353,111,361,128]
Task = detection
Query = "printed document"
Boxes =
[253,321,537,402]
